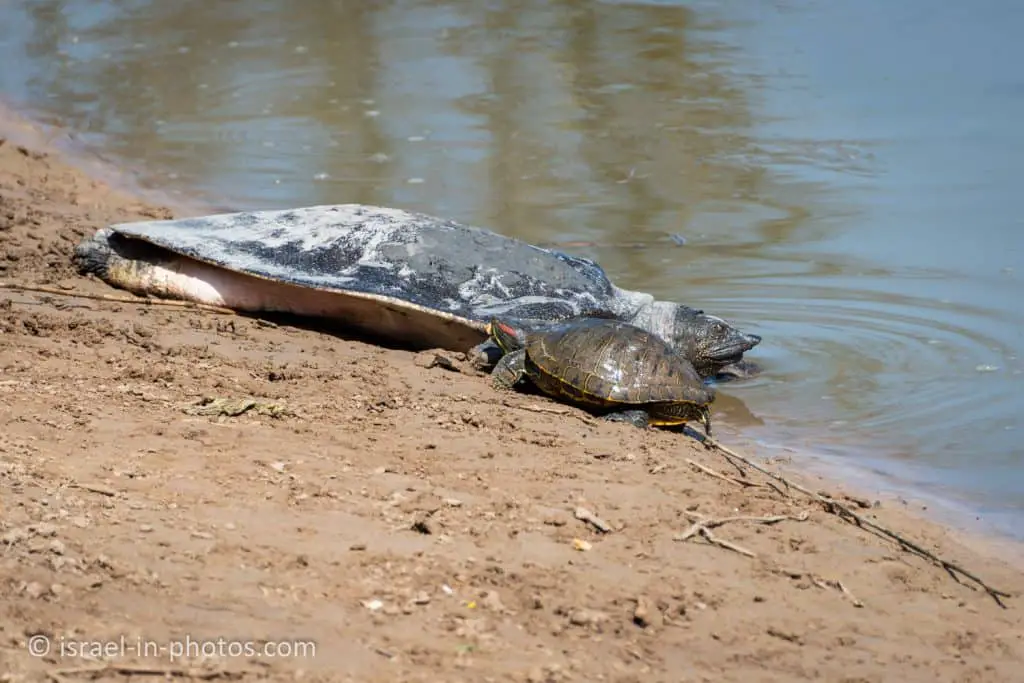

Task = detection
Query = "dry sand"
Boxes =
[1,109,1023,682]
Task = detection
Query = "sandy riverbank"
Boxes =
[1,108,1023,682]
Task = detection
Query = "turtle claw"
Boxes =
[489,348,527,391]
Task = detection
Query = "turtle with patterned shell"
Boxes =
[487,316,716,432]
[73,203,761,379]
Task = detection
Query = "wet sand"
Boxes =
[1,108,1023,682]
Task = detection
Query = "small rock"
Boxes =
[69,516,90,528]
[26,538,48,554]
[413,350,463,373]
[362,599,384,611]
[480,590,508,614]
[24,582,47,599]
[1,528,28,545]
[572,538,592,552]
[30,522,58,537]
[411,517,437,535]
[633,597,653,628]
[139,524,154,533]
[49,539,66,555]
[568,609,609,628]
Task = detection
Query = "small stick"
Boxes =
[675,512,809,558]
[696,527,756,557]
[69,482,117,497]
[0,282,238,316]
[701,436,1013,608]
[686,459,786,496]
[485,398,596,425]
[776,568,864,608]
[50,663,250,680]
[523,404,571,416]
[575,506,613,533]
[810,575,864,608]
[676,511,810,540]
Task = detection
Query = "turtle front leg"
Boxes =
[602,409,651,429]
[469,338,504,371]
[490,349,527,391]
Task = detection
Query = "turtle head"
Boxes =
[668,307,761,379]
[697,403,713,437]
[487,318,527,354]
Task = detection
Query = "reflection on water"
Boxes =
[0,0,1021,532]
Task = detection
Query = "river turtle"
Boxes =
[488,316,715,433]
[73,203,761,379]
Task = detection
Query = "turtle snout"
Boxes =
[698,406,712,437]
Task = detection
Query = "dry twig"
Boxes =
[775,568,864,608]
[48,663,252,680]
[575,506,613,533]
[69,482,117,497]
[675,511,810,558]
[701,436,1013,608]
[0,282,237,316]
[685,459,786,496]
[485,398,596,425]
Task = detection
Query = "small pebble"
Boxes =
[569,609,609,627]
[31,522,58,537]
[24,582,46,599]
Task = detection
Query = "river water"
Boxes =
[1,1,1021,535]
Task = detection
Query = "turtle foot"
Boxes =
[602,409,651,429]
[469,339,503,371]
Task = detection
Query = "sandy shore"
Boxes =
[1,108,1023,682]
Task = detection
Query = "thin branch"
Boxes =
[700,435,1013,608]
[49,663,253,680]
[0,282,237,315]
[674,511,809,558]
[686,459,787,496]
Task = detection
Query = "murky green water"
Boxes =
[1,1,1021,534]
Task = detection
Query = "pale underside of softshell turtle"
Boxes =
[73,204,762,378]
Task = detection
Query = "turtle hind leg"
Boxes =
[602,409,651,429]
[490,349,528,391]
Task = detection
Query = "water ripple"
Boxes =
[703,282,1020,446]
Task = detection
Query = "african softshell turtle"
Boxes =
[73,203,761,379]
[488,316,715,433]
